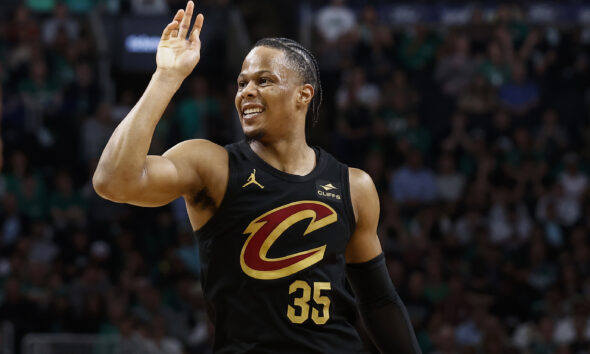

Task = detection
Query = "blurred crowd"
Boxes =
[1,0,590,353]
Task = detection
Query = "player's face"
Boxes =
[235,46,301,141]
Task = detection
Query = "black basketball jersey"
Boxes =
[194,140,365,354]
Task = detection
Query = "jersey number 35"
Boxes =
[287,280,331,325]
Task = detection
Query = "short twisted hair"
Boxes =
[254,38,322,127]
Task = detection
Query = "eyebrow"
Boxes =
[237,70,276,78]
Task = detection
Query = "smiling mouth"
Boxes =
[243,107,265,119]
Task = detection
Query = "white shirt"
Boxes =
[560,171,588,199]
[315,5,356,42]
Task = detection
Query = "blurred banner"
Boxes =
[377,3,590,26]
[102,15,170,72]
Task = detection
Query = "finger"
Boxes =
[177,1,194,39]
[161,20,179,40]
[189,13,204,42]
[189,27,201,51]
[170,9,184,38]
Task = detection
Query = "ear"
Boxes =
[297,83,314,105]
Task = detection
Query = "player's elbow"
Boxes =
[92,170,132,203]
[92,172,117,201]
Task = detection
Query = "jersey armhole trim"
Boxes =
[341,166,357,237]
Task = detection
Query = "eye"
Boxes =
[238,80,247,88]
[259,77,271,85]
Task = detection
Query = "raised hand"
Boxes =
[156,1,204,82]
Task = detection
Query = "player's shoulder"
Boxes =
[163,139,229,185]
[164,139,228,162]
[166,138,227,153]
[348,167,376,193]
[348,167,379,221]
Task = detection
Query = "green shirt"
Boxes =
[26,0,56,13]
[479,60,512,87]
[175,98,219,140]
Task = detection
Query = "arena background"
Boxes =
[1,1,590,353]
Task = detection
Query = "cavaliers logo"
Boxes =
[240,201,337,280]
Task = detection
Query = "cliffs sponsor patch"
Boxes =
[315,180,341,201]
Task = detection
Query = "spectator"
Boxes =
[41,2,78,45]
[18,58,62,134]
[174,76,219,140]
[398,24,439,73]
[455,305,488,348]
[6,5,41,44]
[49,169,86,230]
[315,0,356,44]
[390,149,437,206]
[376,70,419,143]
[176,230,200,276]
[62,61,101,116]
[553,300,590,347]
[12,172,47,221]
[441,112,471,153]
[336,67,381,112]
[334,67,378,165]
[399,114,430,155]
[499,61,539,119]
[479,41,511,88]
[404,271,432,342]
[453,209,483,245]
[26,0,56,13]
[435,153,465,203]
[488,109,513,153]
[555,153,588,226]
[558,154,587,203]
[80,102,114,161]
[435,33,477,97]
[527,316,558,354]
[457,74,498,122]
[131,0,168,15]
[131,283,188,340]
[527,237,557,294]
[487,184,533,244]
[27,221,59,264]
[431,324,458,354]
[62,0,96,14]
[536,183,579,231]
[147,315,183,354]
[0,277,41,349]
[1,193,23,250]
[534,109,569,164]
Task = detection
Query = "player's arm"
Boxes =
[93,2,220,206]
[346,168,422,354]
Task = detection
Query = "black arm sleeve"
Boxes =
[346,253,422,354]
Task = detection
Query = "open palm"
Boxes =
[157,1,204,80]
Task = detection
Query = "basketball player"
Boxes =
[93,2,420,353]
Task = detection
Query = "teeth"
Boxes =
[244,108,263,115]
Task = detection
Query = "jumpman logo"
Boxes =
[242,169,264,189]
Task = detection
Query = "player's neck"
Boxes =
[249,136,316,176]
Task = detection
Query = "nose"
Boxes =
[241,80,257,98]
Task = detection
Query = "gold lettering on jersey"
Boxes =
[242,169,264,189]
[240,201,337,280]
[317,190,341,200]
